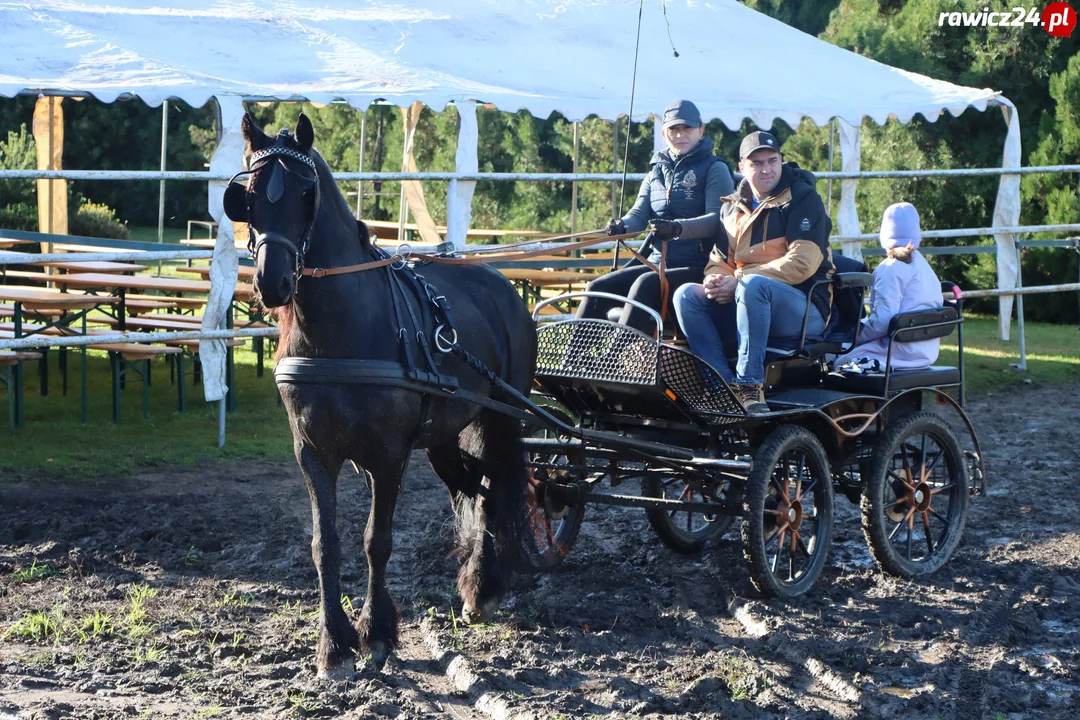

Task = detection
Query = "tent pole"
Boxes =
[356,107,367,218]
[158,100,168,274]
[571,121,580,235]
[827,119,834,216]
[1011,245,1028,371]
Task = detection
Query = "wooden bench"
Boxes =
[0,323,183,423]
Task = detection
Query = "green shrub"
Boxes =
[69,198,129,239]
[0,201,37,231]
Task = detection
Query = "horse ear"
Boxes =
[241,112,271,152]
[295,113,314,153]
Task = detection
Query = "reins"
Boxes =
[300,230,647,277]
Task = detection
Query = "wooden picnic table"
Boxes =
[32,260,149,274]
[0,285,120,311]
[20,271,255,301]
[175,265,256,280]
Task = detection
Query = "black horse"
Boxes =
[225,113,538,679]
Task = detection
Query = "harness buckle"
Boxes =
[310,267,326,278]
[390,254,407,271]
[434,325,458,353]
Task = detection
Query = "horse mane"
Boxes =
[270,305,294,363]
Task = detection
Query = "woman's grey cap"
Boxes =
[739,130,782,159]
[662,100,702,129]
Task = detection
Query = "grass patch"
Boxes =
[940,315,1080,397]
[0,343,292,480]
[10,559,60,583]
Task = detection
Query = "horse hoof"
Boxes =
[317,657,355,683]
[365,641,392,671]
[462,598,500,625]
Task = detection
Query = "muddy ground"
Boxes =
[1,384,1077,719]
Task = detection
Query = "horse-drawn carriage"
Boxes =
[518,272,984,599]
[230,113,985,677]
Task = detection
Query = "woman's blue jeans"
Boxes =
[673,275,825,385]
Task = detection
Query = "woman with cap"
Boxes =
[833,202,943,372]
[576,99,734,333]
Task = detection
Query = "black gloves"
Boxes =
[649,219,682,240]
[605,218,627,236]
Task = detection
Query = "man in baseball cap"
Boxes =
[673,129,834,413]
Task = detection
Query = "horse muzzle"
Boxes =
[253,231,301,307]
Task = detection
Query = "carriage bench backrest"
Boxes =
[888,306,959,344]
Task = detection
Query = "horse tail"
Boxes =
[451,407,529,605]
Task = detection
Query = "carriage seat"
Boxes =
[823,304,961,396]
[765,254,871,359]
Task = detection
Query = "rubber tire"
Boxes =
[741,426,834,598]
[861,411,968,578]
[642,475,734,554]
[517,406,585,573]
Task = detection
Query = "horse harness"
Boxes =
[231,139,610,442]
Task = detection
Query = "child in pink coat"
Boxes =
[834,202,942,373]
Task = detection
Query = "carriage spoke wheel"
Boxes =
[642,474,733,554]
[741,426,834,598]
[517,408,585,573]
[861,411,968,577]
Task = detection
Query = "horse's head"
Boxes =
[224,113,320,307]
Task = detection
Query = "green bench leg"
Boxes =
[177,352,187,414]
[111,352,121,424]
[142,359,150,421]
[5,365,13,433]
[80,345,87,424]
[14,357,24,427]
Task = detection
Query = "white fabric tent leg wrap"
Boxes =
[446,100,478,251]
[837,118,863,262]
[201,95,244,403]
[992,98,1021,341]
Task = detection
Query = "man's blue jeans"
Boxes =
[674,275,825,385]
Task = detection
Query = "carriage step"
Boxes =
[522,436,751,471]
[581,491,734,515]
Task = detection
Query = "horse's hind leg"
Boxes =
[296,442,359,680]
[454,412,527,624]
[354,447,410,669]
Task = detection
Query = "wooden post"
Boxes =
[32,96,68,250]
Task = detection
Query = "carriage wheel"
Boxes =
[517,407,585,573]
[861,412,968,578]
[641,474,734,554]
[741,426,834,598]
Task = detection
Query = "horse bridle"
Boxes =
[224,138,322,282]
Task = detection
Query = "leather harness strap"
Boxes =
[300,230,644,278]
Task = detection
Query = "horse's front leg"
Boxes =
[354,448,410,669]
[296,442,358,680]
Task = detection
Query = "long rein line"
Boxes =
[299,229,644,278]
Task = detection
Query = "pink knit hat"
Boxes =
[879,202,921,250]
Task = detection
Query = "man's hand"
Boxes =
[605,218,627,236]
[648,219,682,240]
[703,274,737,303]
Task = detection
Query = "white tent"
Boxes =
[0,0,1021,401]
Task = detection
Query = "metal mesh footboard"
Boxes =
[536,319,658,386]
[658,345,745,423]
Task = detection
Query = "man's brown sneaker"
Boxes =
[736,384,769,414]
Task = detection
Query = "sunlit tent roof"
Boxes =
[0,0,1004,127]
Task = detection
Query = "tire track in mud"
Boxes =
[942,567,1036,720]
[400,616,534,720]
[726,596,868,718]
